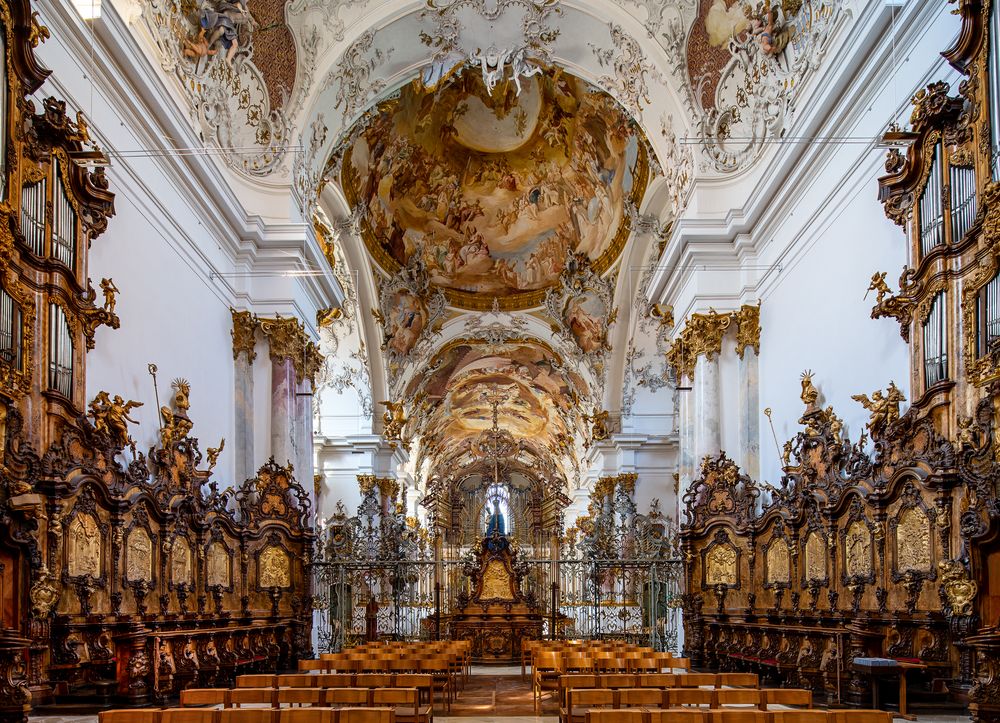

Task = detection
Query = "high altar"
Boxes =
[447,532,544,663]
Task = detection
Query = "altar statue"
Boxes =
[486,500,506,537]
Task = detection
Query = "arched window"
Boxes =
[977,270,1000,357]
[0,286,21,370]
[482,483,512,536]
[922,292,948,387]
[48,303,73,396]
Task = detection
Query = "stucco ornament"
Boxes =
[142,0,291,176]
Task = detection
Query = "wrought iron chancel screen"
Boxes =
[313,481,683,652]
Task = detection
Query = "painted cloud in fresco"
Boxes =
[340,68,645,304]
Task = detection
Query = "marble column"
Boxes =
[230,310,258,483]
[693,353,722,463]
[738,351,760,481]
[270,355,296,469]
[678,372,696,492]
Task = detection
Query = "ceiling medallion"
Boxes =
[337,66,650,311]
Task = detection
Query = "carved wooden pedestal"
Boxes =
[0,630,31,723]
[968,632,1000,723]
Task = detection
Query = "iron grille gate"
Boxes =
[312,556,683,653]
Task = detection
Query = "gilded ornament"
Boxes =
[480,560,514,600]
[230,309,259,362]
[206,439,225,472]
[357,474,376,495]
[126,527,154,583]
[100,278,120,314]
[938,560,977,616]
[650,303,674,327]
[584,409,610,442]
[733,303,761,358]
[766,539,791,584]
[705,543,738,586]
[317,306,343,328]
[171,537,193,586]
[845,522,873,578]
[804,532,825,582]
[259,545,291,588]
[667,308,733,380]
[29,566,59,618]
[381,401,407,442]
[206,541,231,588]
[260,315,321,383]
[29,11,50,46]
[67,513,102,579]
[896,507,931,574]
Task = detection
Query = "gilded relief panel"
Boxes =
[67,513,102,579]
[804,531,826,582]
[765,539,791,584]
[125,528,153,582]
[480,560,514,600]
[171,537,193,586]
[845,521,873,578]
[206,541,231,588]
[259,545,291,589]
[705,543,738,586]
[896,507,932,574]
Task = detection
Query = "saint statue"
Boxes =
[486,499,506,537]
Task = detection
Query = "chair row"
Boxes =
[583,710,892,723]
[560,673,760,690]
[237,674,432,694]
[299,657,464,675]
[99,708,398,723]
[558,686,812,719]
[181,685,429,721]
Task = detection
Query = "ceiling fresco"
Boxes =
[337,68,648,310]
[408,339,586,477]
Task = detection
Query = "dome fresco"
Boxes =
[339,67,648,309]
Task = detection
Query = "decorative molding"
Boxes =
[589,23,661,119]
[666,308,733,380]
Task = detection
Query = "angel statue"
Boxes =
[160,379,194,446]
[852,382,905,438]
[89,391,143,448]
[583,409,610,442]
[185,0,253,65]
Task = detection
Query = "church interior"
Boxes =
[0,0,1000,722]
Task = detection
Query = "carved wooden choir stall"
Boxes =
[446,532,545,663]
[0,1,315,720]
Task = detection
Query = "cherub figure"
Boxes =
[584,409,610,442]
[865,271,892,305]
[100,278,120,314]
[852,382,905,438]
[206,438,225,471]
[381,401,406,441]
[89,391,142,448]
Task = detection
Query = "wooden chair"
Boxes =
[668,688,715,708]
[278,675,316,688]
[419,658,452,710]
[219,710,274,723]
[338,709,396,723]
[100,711,161,723]
[372,687,432,723]
[761,689,813,709]
[629,657,661,673]
[716,689,762,707]
[671,657,693,671]
[676,673,717,687]
[276,709,336,723]
[161,710,219,723]
[648,710,709,723]
[564,655,594,673]
[229,689,276,709]
[560,674,599,708]
[771,711,829,723]
[562,688,615,723]
[356,674,394,688]
[618,687,664,708]
[708,710,771,723]
[393,674,433,705]
[298,661,327,672]
[324,688,371,707]
[717,673,759,688]
[240,675,278,688]
[829,711,892,723]
[181,689,229,707]
[587,711,643,723]
[533,650,564,711]
[278,688,323,708]
[639,673,676,688]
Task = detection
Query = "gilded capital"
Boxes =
[376,477,400,502]
[733,303,761,359]
[259,315,323,384]
[667,308,733,380]
[357,474,377,495]
[230,309,259,362]
[616,472,638,496]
